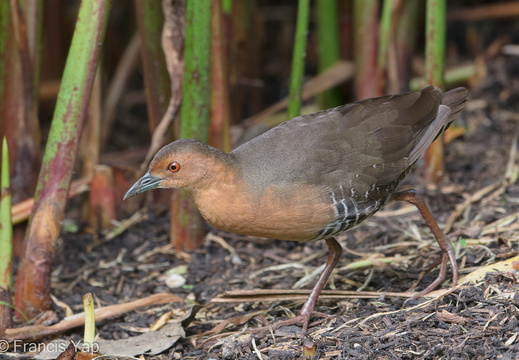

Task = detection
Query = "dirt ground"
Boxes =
[23,54,516,360]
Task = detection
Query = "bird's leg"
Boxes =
[248,237,343,335]
[393,189,458,300]
[298,237,343,331]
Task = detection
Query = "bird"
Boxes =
[124,86,468,335]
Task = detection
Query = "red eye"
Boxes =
[168,162,180,172]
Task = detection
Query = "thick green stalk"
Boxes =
[180,0,211,142]
[14,0,112,319]
[172,0,211,250]
[424,0,446,185]
[316,0,342,109]
[0,138,12,290]
[425,0,445,88]
[287,0,310,119]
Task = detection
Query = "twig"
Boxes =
[293,264,325,289]
[99,209,148,244]
[4,293,183,342]
[205,233,243,265]
[251,337,264,360]
[210,288,449,303]
[249,263,312,279]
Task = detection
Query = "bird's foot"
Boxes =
[404,252,458,306]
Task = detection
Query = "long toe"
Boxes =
[408,253,449,301]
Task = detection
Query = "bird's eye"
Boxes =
[168,162,180,172]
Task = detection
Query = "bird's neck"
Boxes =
[187,150,240,196]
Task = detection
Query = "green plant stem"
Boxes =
[180,0,211,141]
[172,0,211,251]
[14,0,112,319]
[0,138,12,290]
[222,0,232,14]
[423,0,446,185]
[425,0,445,88]
[316,0,341,109]
[287,0,310,119]
[83,293,95,346]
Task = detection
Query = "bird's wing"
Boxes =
[232,87,444,195]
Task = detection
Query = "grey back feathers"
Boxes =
[232,86,468,194]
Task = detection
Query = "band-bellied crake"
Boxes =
[125,86,468,334]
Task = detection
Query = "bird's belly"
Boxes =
[194,183,335,241]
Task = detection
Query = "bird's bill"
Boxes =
[123,172,162,200]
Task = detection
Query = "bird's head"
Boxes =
[124,139,228,199]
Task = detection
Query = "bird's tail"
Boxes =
[442,87,469,127]
[408,87,469,165]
